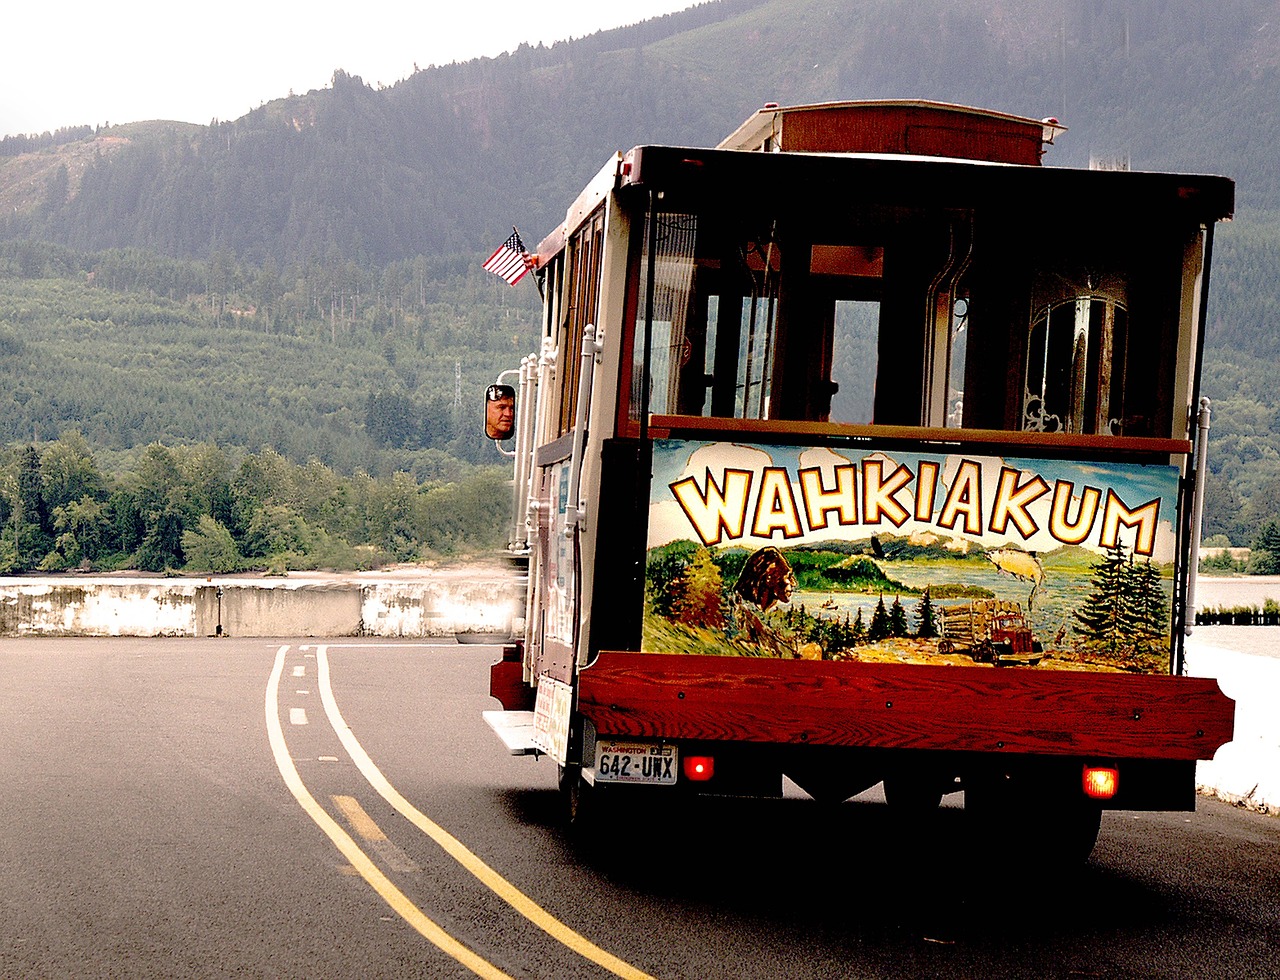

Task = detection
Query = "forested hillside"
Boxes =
[9,0,1280,260]
[0,239,534,572]
[2,0,1280,572]
[0,240,537,474]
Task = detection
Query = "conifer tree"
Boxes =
[1249,520,1280,575]
[915,586,938,638]
[851,607,866,644]
[1073,542,1131,656]
[836,613,854,651]
[1131,558,1169,652]
[868,594,888,640]
[13,444,53,569]
[888,595,908,637]
[671,547,726,629]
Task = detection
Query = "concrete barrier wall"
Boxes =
[0,571,521,638]
[0,581,200,636]
[195,584,365,637]
[361,580,522,637]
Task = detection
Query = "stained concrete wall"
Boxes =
[193,584,364,637]
[0,581,200,636]
[361,580,520,637]
[0,569,521,638]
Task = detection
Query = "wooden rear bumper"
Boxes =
[577,652,1235,761]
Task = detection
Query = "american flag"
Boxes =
[483,229,532,286]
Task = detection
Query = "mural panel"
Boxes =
[645,439,1182,674]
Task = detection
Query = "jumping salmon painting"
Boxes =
[984,548,1046,610]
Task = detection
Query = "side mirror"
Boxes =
[484,384,517,441]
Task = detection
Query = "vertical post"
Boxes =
[525,337,556,536]
[566,324,599,534]
[509,353,537,552]
[640,196,658,441]
[1185,396,1212,639]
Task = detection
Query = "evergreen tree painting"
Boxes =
[670,547,726,629]
[1074,543,1130,656]
[851,607,866,644]
[887,595,908,637]
[868,594,888,641]
[1131,558,1169,655]
[916,587,938,638]
[1073,542,1170,662]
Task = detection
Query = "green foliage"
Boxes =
[1181,207,1280,546]
[1200,549,1247,574]
[0,243,539,478]
[822,554,889,584]
[0,530,18,573]
[0,435,511,573]
[782,603,861,656]
[5,0,1280,552]
[887,595,908,637]
[1073,543,1168,659]
[868,594,889,641]
[181,516,247,573]
[784,548,908,592]
[850,607,866,643]
[669,548,727,629]
[645,539,701,617]
[915,587,939,638]
[242,503,315,559]
[1248,520,1280,575]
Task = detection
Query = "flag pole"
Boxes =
[514,226,544,302]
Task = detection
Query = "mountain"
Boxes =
[2,0,1280,541]
[7,0,1279,262]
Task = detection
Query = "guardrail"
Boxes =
[1195,610,1280,626]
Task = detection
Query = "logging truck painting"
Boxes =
[937,599,1043,666]
[644,438,1181,673]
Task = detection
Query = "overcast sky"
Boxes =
[3,1,696,138]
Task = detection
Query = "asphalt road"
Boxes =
[2,637,1278,979]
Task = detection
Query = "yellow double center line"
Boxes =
[267,644,655,979]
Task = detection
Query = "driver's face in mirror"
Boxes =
[485,384,516,440]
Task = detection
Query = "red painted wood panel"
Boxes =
[489,659,534,712]
[782,104,1046,165]
[577,653,1235,761]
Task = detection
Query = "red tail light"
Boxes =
[1082,766,1119,800]
[683,756,715,781]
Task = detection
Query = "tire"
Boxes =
[1050,801,1103,865]
[788,768,880,804]
[883,774,946,812]
[558,763,600,837]
[965,777,1103,871]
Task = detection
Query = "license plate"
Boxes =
[594,739,678,784]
